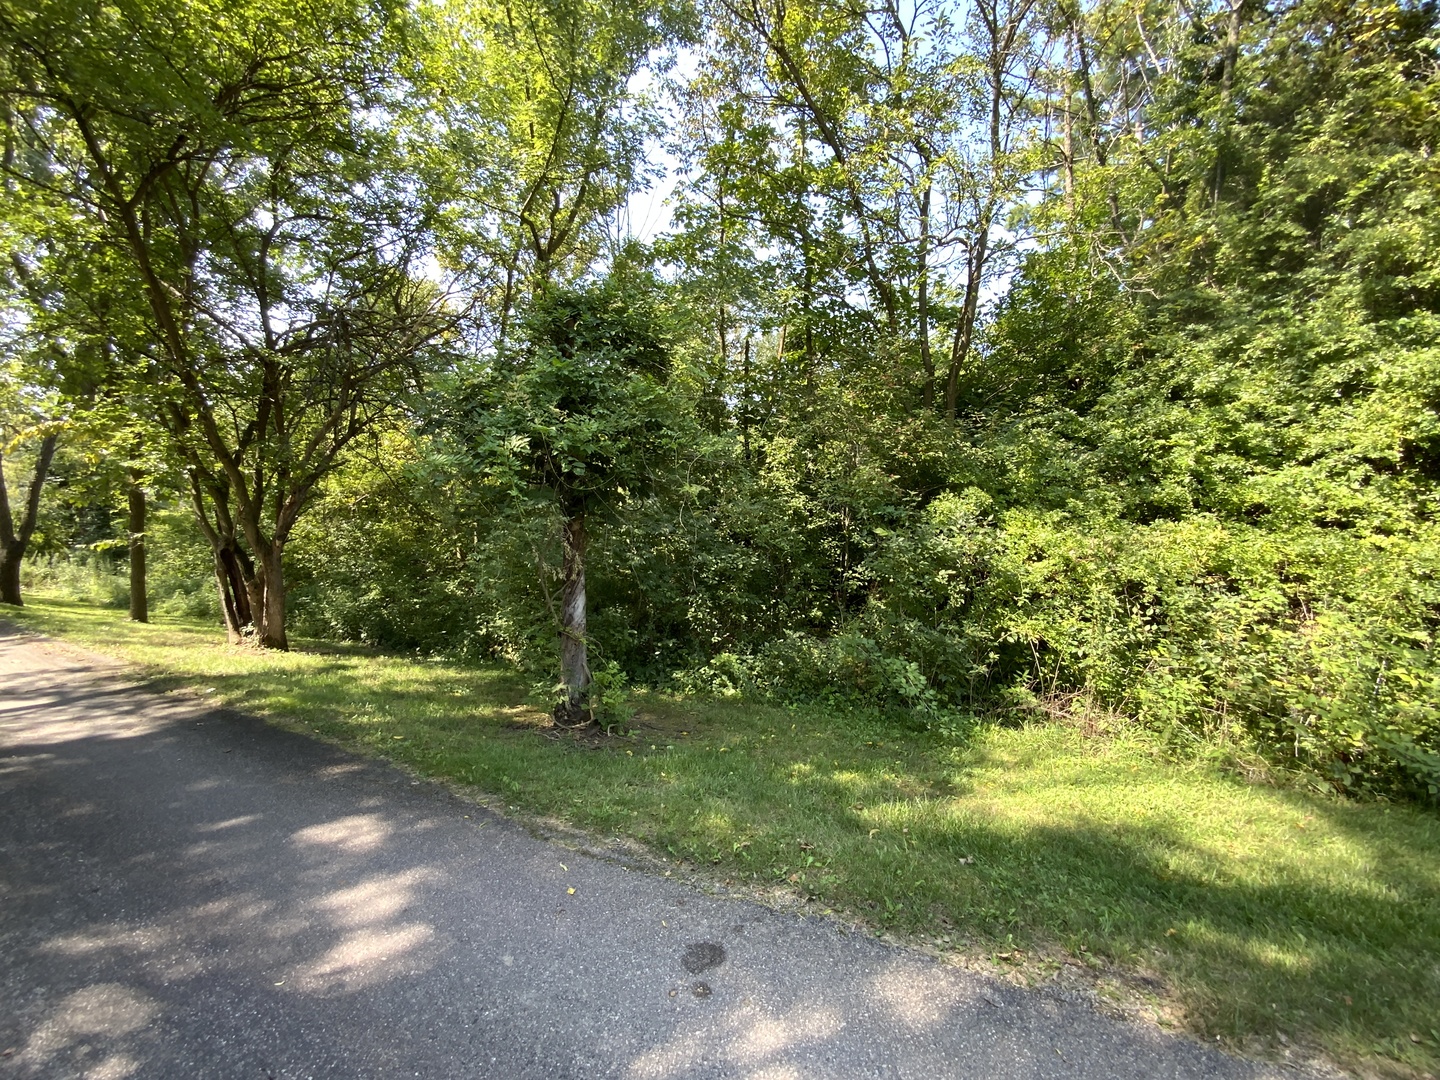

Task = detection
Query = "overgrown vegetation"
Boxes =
[4,0,1440,1067]
[5,599,1439,1076]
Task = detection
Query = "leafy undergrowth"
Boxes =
[5,597,1439,1078]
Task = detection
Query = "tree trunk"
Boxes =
[945,233,989,421]
[0,554,19,608]
[191,480,255,644]
[0,432,59,608]
[1062,37,1076,217]
[556,513,590,725]
[1214,0,1246,205]
[127,471,148,622]
[918,180,935,410]
[215,544,254,643]
[741,337,753,465]
[254,542,289,650]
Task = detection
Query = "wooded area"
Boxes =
[2,0,1437,800]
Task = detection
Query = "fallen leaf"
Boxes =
[559,863,568,872]
[567,887,576,895]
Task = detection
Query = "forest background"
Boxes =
[2,0,1439,803]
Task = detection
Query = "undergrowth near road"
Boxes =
[5,597,1438,1078]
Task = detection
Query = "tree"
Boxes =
[449,276,676,722]
[0,372,58,606]
[412,0,688,346]
[0,0,454,646]
[0,128,99,608]
[673,0,1045,416]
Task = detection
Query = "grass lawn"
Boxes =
[4,596,1438,1078]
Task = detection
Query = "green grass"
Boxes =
[5,597,1439,1077]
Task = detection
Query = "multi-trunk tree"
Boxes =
[0,0,453,646]
[413,0,686,347]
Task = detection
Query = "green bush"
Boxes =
[146,509,221,620]
[21,552,128,608]
[865,494,1440,800]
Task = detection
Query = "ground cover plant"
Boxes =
[6,597,1438,1079]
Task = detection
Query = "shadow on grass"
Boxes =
[588,719,1440,1074]
[5,601,1438,1075]
[3,628,1278,1080]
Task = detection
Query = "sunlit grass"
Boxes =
[5,596,1438,1077]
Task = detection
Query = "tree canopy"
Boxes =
[3,0,1438,799]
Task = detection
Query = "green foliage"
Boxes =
[685,633,940,715]
[449,277,677,515]
[531,659,634,729]
[282,430,479,654]
[13,0,1440,809]
[866,498,1440,799]
[22,506,220,617]
[21,553,128,608]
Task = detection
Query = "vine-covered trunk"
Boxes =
[557,513,590,723]
[127,472,148,623]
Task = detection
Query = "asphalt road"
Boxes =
[0,625,1307,1079]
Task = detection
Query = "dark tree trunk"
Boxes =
[127,471,148,622]
[1214,0,1246,204]
[215,544,254,643]
[196,505,288,650]
[917,180,935,410]
[0,433,59,608]
[555,513,590,725]
[254,542,289,651]
[945,234,988,421]
[741,337,753,465]
[191,480,253,650]
[0,556,19,608]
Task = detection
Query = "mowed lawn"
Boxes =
[5,597,1438,1078]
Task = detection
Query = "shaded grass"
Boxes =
[5,597,1439,1077]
